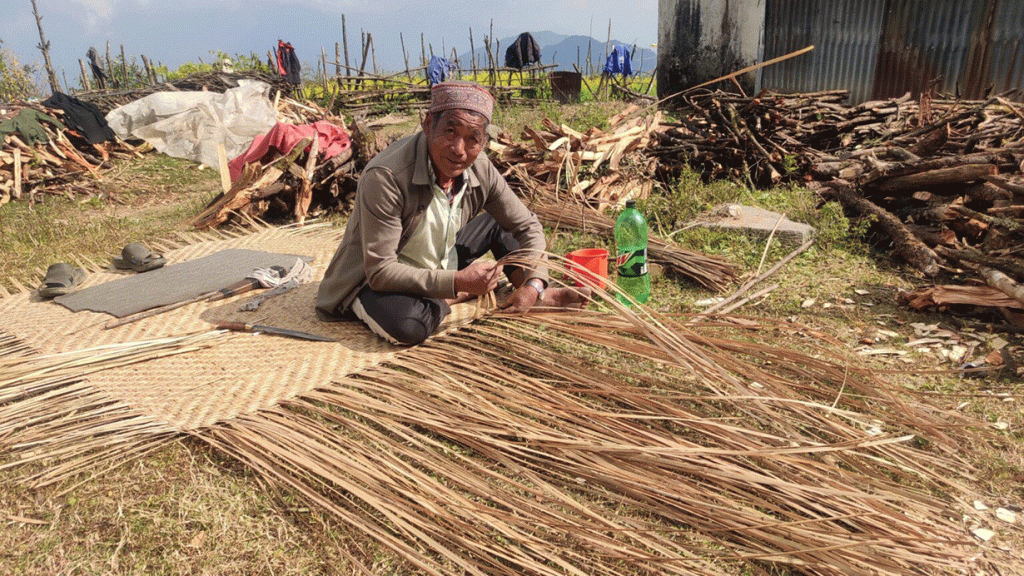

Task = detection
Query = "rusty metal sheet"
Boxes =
[760,0,1024,103]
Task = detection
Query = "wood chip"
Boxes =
[972,528,995,541]
[995,508,1016,523]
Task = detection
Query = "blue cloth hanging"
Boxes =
[603,44,633,77]
[427,56,453,86]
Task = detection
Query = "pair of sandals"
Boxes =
[37,242,166,300]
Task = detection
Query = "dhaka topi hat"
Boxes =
[429,81,495,122]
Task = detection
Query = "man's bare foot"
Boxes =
[538,286,591,309]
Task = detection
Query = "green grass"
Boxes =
[0,155,219,290]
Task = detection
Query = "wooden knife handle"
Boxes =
[208,278,261,301]
[215,321,252,332]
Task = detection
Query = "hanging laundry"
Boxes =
[276,40,302,85]
[504,32,542,69]
[426,56,453,87]
[86,47,107,89]
[603,44,634,77]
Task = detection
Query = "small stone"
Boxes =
[995,508,1016,523]
[949,345,968,363]
[801,298,816,308]
[974,500,989,511]
[854,289,870,295]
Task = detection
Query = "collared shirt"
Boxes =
[315,130,549,316]
[398,163,467,271]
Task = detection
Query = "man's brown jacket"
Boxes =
[315,130,547,317]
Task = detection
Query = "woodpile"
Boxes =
[192,100,373,229]
[645,87,1024,322]
[488,104,740,291]
[0,105,142,206]
[490,104,666,211]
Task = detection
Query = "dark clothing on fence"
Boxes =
[603,44,634,76]
[504,32,542,69]
[41,92,116,144]
[276,40,301,85]
[87,47,107,89]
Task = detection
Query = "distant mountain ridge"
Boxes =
[457,31,656,75]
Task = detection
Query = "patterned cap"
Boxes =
[429,81,494,122]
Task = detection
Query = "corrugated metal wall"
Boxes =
[760,0,1024,103]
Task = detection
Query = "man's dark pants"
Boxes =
[352,213,517,345]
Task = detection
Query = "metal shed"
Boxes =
[659,0,1024,103]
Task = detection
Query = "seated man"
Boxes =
[316,81,587,345]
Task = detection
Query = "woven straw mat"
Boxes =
[0,225,484,430]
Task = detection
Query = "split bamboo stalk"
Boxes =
[78,59,91,91]
[342,15,351,89]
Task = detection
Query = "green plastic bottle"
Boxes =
[614,200,650,305]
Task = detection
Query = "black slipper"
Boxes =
[112,242,166,272]
[38,263,86,299]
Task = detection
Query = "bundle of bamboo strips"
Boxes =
[533,202,738,292]
[0,255,996,575]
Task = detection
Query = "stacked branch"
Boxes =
[77,70,295,114]
[192,136,359,229]
[487,104,739,291]
[1,104,143,205]
[652,88,1024,320]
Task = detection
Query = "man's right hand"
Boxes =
[454,261,501,295]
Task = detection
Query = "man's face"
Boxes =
[423,109,488,185]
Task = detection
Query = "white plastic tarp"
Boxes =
[104,80,278,170]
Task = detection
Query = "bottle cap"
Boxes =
[625,200,636,208]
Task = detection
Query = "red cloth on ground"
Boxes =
[229,121,351,181]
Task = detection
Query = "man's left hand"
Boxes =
[498,284,539,315]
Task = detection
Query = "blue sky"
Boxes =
[1,0,657,91]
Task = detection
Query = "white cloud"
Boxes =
[70,0,115,28]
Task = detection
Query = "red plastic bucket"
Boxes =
[565,248,609,289]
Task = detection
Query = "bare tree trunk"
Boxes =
[469,28,476,74]
[605,19,612,60]
[400,33,410,78]
[79,59,92,91]
[120,44,129,89]
[370,35,377,76]
[140,54,155,84]
[106,42,113,89]
[30,0,61,94]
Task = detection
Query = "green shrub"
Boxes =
[0,41,38,101]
